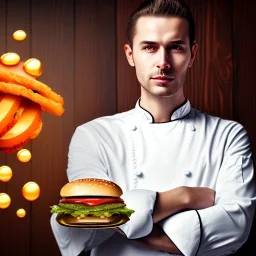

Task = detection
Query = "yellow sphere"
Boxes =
[22,181,40,201]
[16,208,26,218]
[0,52,20,66]
[23,58,42,78]
[0,165,13,182]
[0,193,11,209]
[17,149,32,163]
[13,30,27,41]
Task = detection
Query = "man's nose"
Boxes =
[156,49,171,70]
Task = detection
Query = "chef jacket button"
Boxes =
[135,170,143,176]
[190,125,196,131]
[128,124,137,131]
[184,170,191,177]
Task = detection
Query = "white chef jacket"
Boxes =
[51,99,256,256]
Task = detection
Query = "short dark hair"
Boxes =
[127,0,195,48]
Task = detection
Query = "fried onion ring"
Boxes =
[0,69,64,105]
[0,82,64,116]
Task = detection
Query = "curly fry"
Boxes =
[0,82,64,116]
[0,69,64,105]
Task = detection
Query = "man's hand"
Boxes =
[136,224,182,254]
[153,186,215,223]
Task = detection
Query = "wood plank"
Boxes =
[30,0,74,255]
[185,0,233,119]
[233,0,256,151]
[233,0,256,254]
[0,1,7,255]
[116,0,144,113]
[74,0,116,126]
[0,0,7,192]
[0,0,31,255]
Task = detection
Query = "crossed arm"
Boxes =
[117,186,215,254]
[137,187,215,254]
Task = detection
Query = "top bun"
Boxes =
[60,178,123,197]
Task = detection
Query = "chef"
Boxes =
[50,0,256,255]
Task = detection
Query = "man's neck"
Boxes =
[140,92,186,123]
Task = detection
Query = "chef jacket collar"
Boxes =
[135,98,191,123]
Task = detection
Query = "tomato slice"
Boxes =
[59,197,124,206]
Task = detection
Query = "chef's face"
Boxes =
[125,16,197,98]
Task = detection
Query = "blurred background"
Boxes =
[0,0,255,255]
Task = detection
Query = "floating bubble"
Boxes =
[17,149,32,163]
[0,165,12,182]
[22,181,40,201]
[0,52,20,66]
[0,193,11,209]
[23,58,42,78]
[13,30,27,41]
[16,208,26,218]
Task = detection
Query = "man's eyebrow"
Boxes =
[139,41,156,45]
[139,40,186,45]
[171,40,186,45]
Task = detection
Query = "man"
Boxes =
[50,0,256,255]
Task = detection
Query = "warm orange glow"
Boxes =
[17,149,32,163]
[0,52,20,66]
[22,181,40,201]
[16,208,26,218]
[13,30,27,41]
[0,193,11,209]
[0,165,12,182]
[23,58,42,78]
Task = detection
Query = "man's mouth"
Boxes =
[151,76,175,85]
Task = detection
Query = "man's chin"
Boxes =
[150,89,181,98]
[152,85,184,98]
[141,84,184,99]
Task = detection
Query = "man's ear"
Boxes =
[188,42,198,67]
[124,44,135,67]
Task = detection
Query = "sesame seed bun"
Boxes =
[60,178,123,197]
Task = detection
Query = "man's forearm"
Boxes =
[153,186,215,223]
[153,187,188,223]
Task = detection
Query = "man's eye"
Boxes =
[143,46,156,51]
[170,45,182,50]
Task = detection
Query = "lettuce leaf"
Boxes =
[58,202,125,212]
[50,204,135,218]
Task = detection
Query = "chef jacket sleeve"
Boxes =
[50,124,116,255]
[159,123,256,256]
[118,189,157,239]
[67,124,110,181]
[50,213,115,256]
[51,124,156,254]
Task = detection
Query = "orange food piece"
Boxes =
[30,120,43,139]
[0,100,42,151]
[0,93,22,137]
[0,63,64,105]
[0,139,28,153]
[0,82,64,116]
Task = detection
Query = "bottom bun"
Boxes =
[56,214,130,229]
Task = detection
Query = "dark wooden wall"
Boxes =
[0,0,255,255]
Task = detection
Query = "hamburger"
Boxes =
[50,178,135,228]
